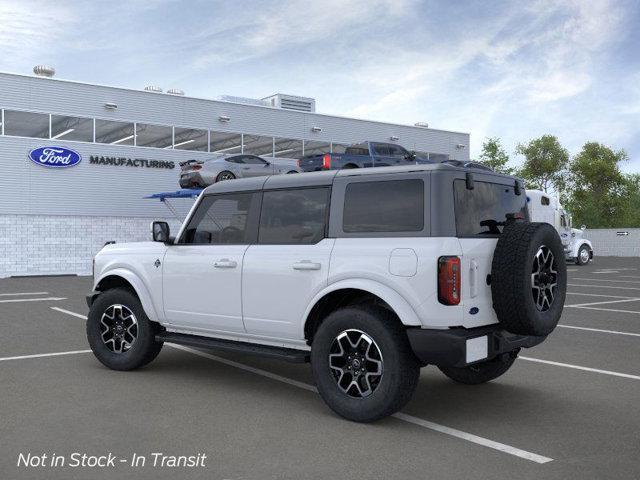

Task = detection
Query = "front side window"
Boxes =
[259,188,329,244]
[388,145,409,158]
[181,193,256,244]
[373,144,390,156]
[343,179,424,233]
[454,180,528,236]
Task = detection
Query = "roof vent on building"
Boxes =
[167,88,185,96]
[414,122,429,128]
[144,85,163,93]
[33,65,55,78]
[262,93,316,113]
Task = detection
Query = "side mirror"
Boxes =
[581,224,586,230]
[152,221,170,243]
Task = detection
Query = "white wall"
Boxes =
[0,214,183,277]
[583,228,640,257]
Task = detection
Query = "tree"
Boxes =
[515,135,569,193]
[478,137,514,174]
[566,142,628,228]
[620,174,640,228]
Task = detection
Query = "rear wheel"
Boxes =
[87,288,163,371]
[439,353,517,385]
[311,306,419,422]
[286,170,298,174]
[216,171,236,182]
[576,245,590,265]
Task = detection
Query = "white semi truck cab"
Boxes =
[526,189,594,265]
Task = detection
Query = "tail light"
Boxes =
[438,256,461,305]
[297,159,301,167]
[191,164,202,171]
[322,153,331,169]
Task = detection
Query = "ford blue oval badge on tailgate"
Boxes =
[28,146,82,168]
[469,307,479,315]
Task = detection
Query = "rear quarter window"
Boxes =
[454,180,528,236]
[343,179,424,232]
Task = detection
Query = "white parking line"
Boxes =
[0,297,67,304]
[568,284,640,291]
[572,278,640,284]
[0,292,49,296]
[520,357,640,381]
[170,344,552,464]
[0,350,91,362]
[42,306,554,464]
[618,275,640,280]
[567,292,638,299]
[567,305,640,315]
[51,307,88,319]
[567,298,640,308]
[558,324,640,337]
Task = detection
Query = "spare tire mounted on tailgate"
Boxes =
[491,222,567,336]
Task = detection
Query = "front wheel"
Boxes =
[87,288,163,371]
[311,306,419,422]
[575,245,591,265]
[438,353,517,385]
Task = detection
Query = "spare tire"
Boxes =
[491,222,566,336]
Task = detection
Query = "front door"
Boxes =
[162,191,260,334]
[242,187,333,340]
[239,155,273,177]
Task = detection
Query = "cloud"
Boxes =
[0,1,76,66]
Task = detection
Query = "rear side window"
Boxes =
[343,180,424,232]
[259,188,329,244]
[181,193,257,244]
[541,196,550,205]
[454,180,528,236]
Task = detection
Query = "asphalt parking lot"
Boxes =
[1,257,640,480]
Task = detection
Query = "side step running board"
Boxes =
[156,331,310,363]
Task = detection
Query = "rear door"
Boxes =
[387,144,414,166]
[242,187,333,340]
[453,179,529,327]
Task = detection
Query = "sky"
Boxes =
[1,0,639,172]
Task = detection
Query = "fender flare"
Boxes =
[572,239,593,258]
[94,268,160,322]
[302,278,423,336]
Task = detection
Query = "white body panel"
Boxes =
[162,245,248,334]
[242,239,335,339]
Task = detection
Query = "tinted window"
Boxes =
[259,188,329,244]
[243,155,267,165]
[343,180,424,232]
[182,193,256,244]
[454,180,528,236]
[388,145,408,158]
[373,144,390,156]
[4,110,49,138]
[226,156,244,164]
[541,196,550,205]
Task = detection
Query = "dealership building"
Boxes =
[0,68,470,277]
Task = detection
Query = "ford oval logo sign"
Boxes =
[28,146,82,168]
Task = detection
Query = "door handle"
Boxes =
[292,261,321,271]
[214,259,237,268]
[242,167,250,170]
[469,259,479,298]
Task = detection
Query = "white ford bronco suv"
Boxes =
[87,164,567,422]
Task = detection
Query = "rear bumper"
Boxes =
[179,172,205,188]
[406,324,547,368]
